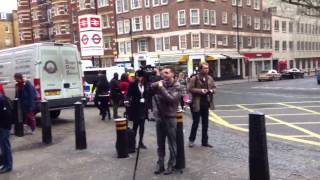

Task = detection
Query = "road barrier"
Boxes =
[114,118,129,158]
[13,98,24,137]
[75,101,87,150]
[249,112,270,180]
[176,110,185,170]
[41,100,52,144]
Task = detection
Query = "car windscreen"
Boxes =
[84,70,106,84]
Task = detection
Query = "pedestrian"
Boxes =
[92,73,111,120]
[188,63,216,148]
[14,73,37,133]
[177,72,187,110]
[0,88,13,173]
[119,73,130,99]
[0,83,4,96]
[151,66,181,175]
[110,73,121,119]
[127,70,148,149]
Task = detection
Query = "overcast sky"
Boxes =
[0,0,17,13]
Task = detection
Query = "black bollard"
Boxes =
[41,100,52,144]
[114,118,129,158]
[249,112,270,180]
[13,98,24,137]
[75,101,87,150]
[175,110,185,170]
[81,97,87,106]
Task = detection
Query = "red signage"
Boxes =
[79,18,88,28]
[92,34,101,44]
[90,17,101,28]
[81,34,89,45]
[242,52,272,59]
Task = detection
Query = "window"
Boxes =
[126,42,131,54]
[103,36,112,49]
[274,20,279,31]
[138,39,148,52]
[123,0,129,12]
[117,21,124,34]
[232,14,242,28]
[4,26,9,32]
[145,16,151,30]
[155,37,163,51]
[296,22,300,33]
[238,0,242,6]
[161,0,168,4]
[153,0,160,6]
[203,9,210,25]
[73,32,78,43]
[192,33,201,48]
[282,41,287,51]
[80,0,86,10]
[289,41,294,51]
[179,35,187,49]
[119,42,126,54]
[178,10,186,26]
[255,37,260,49]
[162,13,169,28]
[102,15,110,28]
[253,0,260,10]
[266,19,271,30]
[132,16,143,31]
[124,19,130,33]
[204,34,210,48]
[163,37,170,50]
[254,17,260,30]
[297,41,300,50]
[145,0,150,7]
[210,10,216,26]
[90,0,96,8]
[116,0,122,13]
[275,40,279,51]
[190,9,200,25]
[247,0,251,6]
[232,0,236,6]
[210,34,216,47]
[222,35,228,46]
[247,15,252,26]
[72,12,77,23]
[282,21,286,32]
[222,11,228,24]
[247,36,252,47]
[32,11,38,20]
[289,22,293,33]
[238,15,243,28]
[131,0,141,9]
[98,0,109,7]
[154,14,161,29]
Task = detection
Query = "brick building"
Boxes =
[0,11,20,50]
[115,0,272,79]
[17,0,116,67]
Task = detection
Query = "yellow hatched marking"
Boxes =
[237,105,320,140]
[209,111,320,147]
[279,103,320,116]
[233,121,320,126]
[285,135,313,138]
[221,113,313,118]
[215,101,320,107]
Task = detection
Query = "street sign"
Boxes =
[78,15,104,57]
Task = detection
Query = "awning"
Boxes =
[242,52,272,59]
[206,54,226,61]
[178,55,189,64]
[220,53,244,59]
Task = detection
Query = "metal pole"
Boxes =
[236,0,240,54]
[41,100,52,144]
[129,18,134,68]
[13,98,24,137]
[75,101,87,150]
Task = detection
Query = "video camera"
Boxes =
[140,65,157,85]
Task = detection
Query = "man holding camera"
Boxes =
[151,66,181,175]
[188,63,216,148]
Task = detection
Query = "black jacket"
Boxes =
[0,95,12,130]
[127,81,148,120]
[92,75,110,95]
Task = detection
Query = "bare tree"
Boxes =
[281,0,320,16]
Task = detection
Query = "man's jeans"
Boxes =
[189,106,209,145]
[0,129,13,169]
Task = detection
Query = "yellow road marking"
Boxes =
[221,113,314,118]
[214,109,245,112]
[279,103,320,115]
[302,105,320,108]
[233,121,320,126]
[237,104,320,140]
[209,111,320,147]
[285,135,313,138]
[215,100,320,107]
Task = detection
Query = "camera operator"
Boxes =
[188,62,216,148]
[151,66,181,175]
[127,70,148,149]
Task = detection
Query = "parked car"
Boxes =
[258,70,281,82]
[281,68,304,79]
[317,72,320,84]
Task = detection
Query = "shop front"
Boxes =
[242,52,273,78]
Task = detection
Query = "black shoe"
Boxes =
[164,166,174,175]
[139,143,147,149]
[202,143,213,148]
[101,116,105,120]
[154,165,165,175]
[0,168,12,174]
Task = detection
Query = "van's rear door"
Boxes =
[59,46,82,98]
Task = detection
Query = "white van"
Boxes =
[0,43,84,118]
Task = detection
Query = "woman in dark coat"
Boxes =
[92,74,111,120]
[127,70,148,149]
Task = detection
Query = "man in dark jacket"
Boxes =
[0,93,13,173]
[110,73,121,119]
[151,66,181,175]
[14,73,37,133]
[127,70,148,149]
[92,73,111,120]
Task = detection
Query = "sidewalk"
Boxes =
[215,78,257,86]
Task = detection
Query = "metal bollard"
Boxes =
[81,97,87,106]
[41,100,52,144]
[114,118,129,158]
[13,98,24,137]
[75,101,87,150]
[249,112,270,180]
[175,110,185,170]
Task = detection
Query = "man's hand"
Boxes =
[158,81,163,87]
[201,89,208,94]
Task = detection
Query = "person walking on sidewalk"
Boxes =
[14,73,37,133]
[188,63,216,148]
[177,72,187,110]
[92,73,111,120]
[151,66,181,175]
[0,90,13,173]
[110,73,121,119]
[127,70,148,149]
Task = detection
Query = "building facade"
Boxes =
[0,11,20,50]
[115,0,272,79]
[270,6,320,74]
[17,0,116,67]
